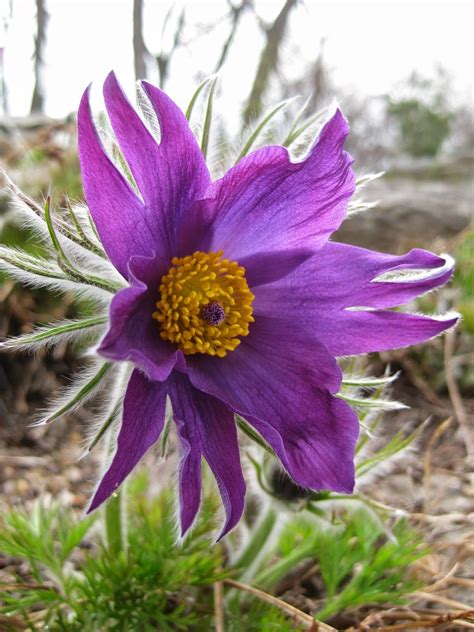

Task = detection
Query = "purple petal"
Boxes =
[169,373,246,538]
[239,249,313,288]
[173,405,202,537]
[139,79,211,254]
[187,317,358,492]
[244,395,358,491]
[261,242,453,310]
[254,242,457,355]
[78,86,152,277]
[311,310,458,356]
[181,109,354,260]
[88,369,167,512]
[98,253,177,382]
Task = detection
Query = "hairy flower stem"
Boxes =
[234,505,278,577]
[102,430,126,556]
[104,490,124,557]
[227,505,279,609]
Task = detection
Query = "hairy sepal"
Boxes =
[33,361,117,426]
[0,316,108,353]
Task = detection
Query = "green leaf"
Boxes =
[44,195,68,261]
[341,373,399,388]
[236,415,275,456]
[64,197,106,258]
[0,245,65,280]
[356,425,423,477]
[86,399,122,453]
[282,107,327,148]
[185,76,213,121]
[236,99,294,162]
[200,77,218,160]
[0,316,108,351]
[42,362,113,424]
[338,393,408,411]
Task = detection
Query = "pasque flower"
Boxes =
[78,72,456,537]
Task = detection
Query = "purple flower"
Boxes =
[78,72,456,537]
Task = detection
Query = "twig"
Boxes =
[214,0,251,72]
[352,607,474,631]
[412,590,473,611]
[223,578,336,631]
[242,0,298,124]
[410,511,472,524]
[419,561,460,593]
[444,328,474,457]
[376,612,474,630]
[214,578,225,632]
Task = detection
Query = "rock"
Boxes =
[336,166,473,252]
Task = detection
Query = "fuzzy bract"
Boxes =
[78,72,456,537]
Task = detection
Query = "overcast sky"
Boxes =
[1,0,472,120]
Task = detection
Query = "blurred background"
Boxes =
[0,0,473,627]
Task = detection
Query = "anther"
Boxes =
[153,251,254,357]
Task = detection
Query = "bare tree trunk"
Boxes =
[30,0,48,115]
[214,0,252,73]
[0,1,12,115]
[156,8,185,89]
[0,47,7,115]
[133,0,148,81]
[307,39,330,113]
[242,0,298,126]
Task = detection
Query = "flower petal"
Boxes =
[139,79,211,254]
[78,86,152,277]
[169,373,246,538]
[253,242,457,355]
[239,249,313,288]
[311,310,458,356]
[98,254,177,382]
[244,395,358,492]
[172,399,202,537]
[182,110,354,261]
[88,369,167,512]
[187,317,358,492]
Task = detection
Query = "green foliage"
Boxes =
[0,480,428,630]
[69,496,220,631]
[17,149,83,203]
[0,502,96,586]
[454,229,474,335]
[387,69,453,157]
[388,99,451,157]
[225,601,305,631]
[0,491,222,631]
[269,510,425,621]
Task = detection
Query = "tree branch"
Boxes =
[30,0,49,114]
[133,0,149,80]
[242,0,298,125]
[214,0,252,73]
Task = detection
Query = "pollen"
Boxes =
[153,251,255,358]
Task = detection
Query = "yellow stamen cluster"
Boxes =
[153,251,255,357]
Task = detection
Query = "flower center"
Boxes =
[153,251,254,357]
